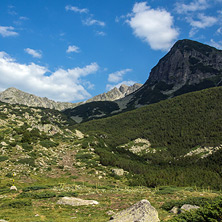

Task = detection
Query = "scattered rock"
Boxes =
[170,206,179,214]
[74,130,84,139]
[180,204,200,213]
[106,210,115,216]
[10,185,17,191]
[112,169,124,176]
[109,199,160,222]
[57,197,99,206]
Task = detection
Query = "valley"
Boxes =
[0,39,222,221]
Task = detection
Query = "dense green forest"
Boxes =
[76,86,222,189]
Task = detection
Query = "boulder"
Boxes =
[180,204,200,213]
[112,169,124,176]
[57,197,99,206]
[170,206,179,214]
[109,199,160,222]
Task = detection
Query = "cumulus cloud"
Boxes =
[0,52,99,102]
[82,18,105,27]
[108,69,132,83]
[175,0,209,14]
[106,80,136,91]
[65,5,88,13]
[0,26,18,37]
[126,2,179,51]
[66,45,80,53]
[24,48,42,59]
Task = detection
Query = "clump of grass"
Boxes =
[2,199,32,208]
[155,186,181,195]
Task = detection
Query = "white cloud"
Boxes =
[108,69,132,83]
[96,31,106,36]
[65,5,88,13]
[126,2,179,51]
[175,0,209,14]
[24,48,42,59]
[0,26,18,37]
[209,39,222,49]
[189,13,217,28]
[0,51,99,102]
[82,18,105,27]
[66,45,80,53]
[217,27,222,34]
[106,80,136,91]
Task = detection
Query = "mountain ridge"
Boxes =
[65,39,222,123]
[0,84,142,111]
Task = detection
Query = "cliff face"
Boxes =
[147,39,222,87]
[128,39,222,106]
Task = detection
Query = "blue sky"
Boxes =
[0,0,221,102]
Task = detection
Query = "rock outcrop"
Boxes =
[109,199,160,222]
[57,197,99,206]
[180,204,200,213]
[85,83,142,103]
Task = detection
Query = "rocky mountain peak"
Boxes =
[147,39,222,87]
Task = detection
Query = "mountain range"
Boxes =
[64,39,222,123]
[0,83,142,111]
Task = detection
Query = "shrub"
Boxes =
[18,158,35,167]
[40,140,59,148]
[162,196,219,211]
[169,197,222,222]
[18,191,56,199]
[22,143,33,152]
[3,199,32,208]
[0,156,8,162]
[57,191,78,197]
[22,185,48,192]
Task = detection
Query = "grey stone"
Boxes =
[57,197,99,206]
[109,199,160,222]
[180,204,200,213]
[112,169,124,176]
[170,206,179,214]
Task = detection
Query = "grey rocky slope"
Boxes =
[0,84,141,111]
[0,87,79,111]
[85,83,142,103]
[64,39,222,123]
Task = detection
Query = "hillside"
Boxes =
[76,86,222,189]
[0,88,221,221]
[66,39,222,123]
